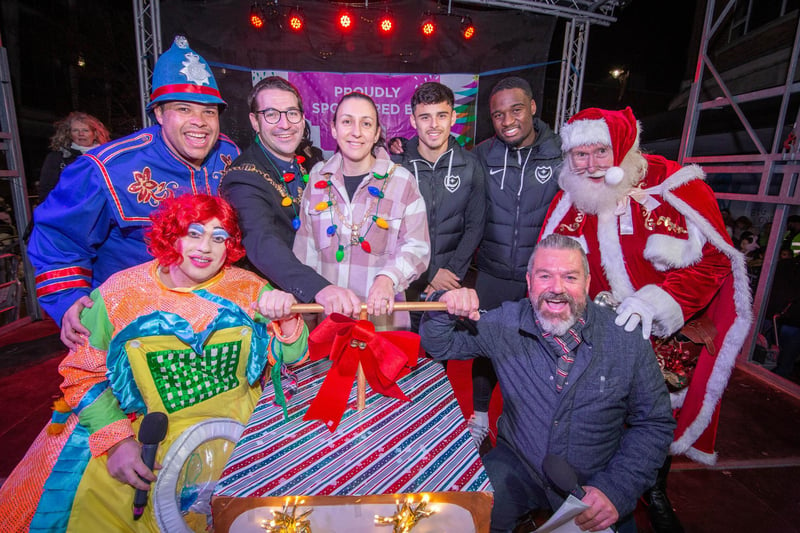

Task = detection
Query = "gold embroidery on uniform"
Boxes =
[223,164,304,206]
[656,215,688,234]
[642,207,687,234]
[558,210,585,233]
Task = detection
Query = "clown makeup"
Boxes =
[568,144,614,177]
[167,218,228,288]
[187,223,231,244]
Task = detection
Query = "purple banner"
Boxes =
[253,70,477,155]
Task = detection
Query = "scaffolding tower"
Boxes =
[678,0,800,376]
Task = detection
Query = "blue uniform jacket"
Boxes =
[28,125,240,324]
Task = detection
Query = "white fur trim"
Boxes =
[605,167,624,185]
[679,445,718,465]
[670,388,688,409]
[634,284,684,337]
[644,222,706,271]
[560,118,611,152]
[662,181,753,459]
[540,193,575,239]
[595,211,636,301]
[657,164,706,190]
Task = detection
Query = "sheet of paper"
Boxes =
[533,495,613,533]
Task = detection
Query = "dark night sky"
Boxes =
[580,0,698,117]
[2,0,701,179]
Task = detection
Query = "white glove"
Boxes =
[614,295,656,339]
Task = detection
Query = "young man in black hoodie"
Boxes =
[469,76,563,450]
[394,82,486,334]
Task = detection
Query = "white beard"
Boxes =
[558,154,646,215]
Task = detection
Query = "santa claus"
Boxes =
[541,107,752,532]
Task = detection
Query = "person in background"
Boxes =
[470,76,562,450]
[720,207,735,239]
[0,193,308,532]
[541,106,752,532]
[38,111,111,202]
[294,91,430,330]
[420,234,674,533]
[298,119,324,166]
[392,82,485,334]
[388,136,408,155]
[784,214,800,256]
[765,244,800,379]
[732,215,753,245]
[28,36,240,350]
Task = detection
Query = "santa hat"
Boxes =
[560,107,640,185]
[146,36,226,112]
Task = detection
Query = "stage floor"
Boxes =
[1,318,799,532]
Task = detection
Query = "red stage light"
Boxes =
[288,10,304,32]
[338,11,354,30]
[421,15,436,37]
[250,4,265,29]
[378,13,394,34]
[461,17,475,39]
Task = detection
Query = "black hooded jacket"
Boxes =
[393,136,485,290]
[474,119,562,282]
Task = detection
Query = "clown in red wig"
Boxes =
[0,193,308,532]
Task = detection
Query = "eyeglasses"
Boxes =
[254,108,303,124]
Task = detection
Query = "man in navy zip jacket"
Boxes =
[421,234,674,533]
[469,77,562,448]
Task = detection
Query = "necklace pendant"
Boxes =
[350,225,360,245]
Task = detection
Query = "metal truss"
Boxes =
[555,18,589,132]
[135,1,620,127]
[455,0,621,26]
[0,47,39,322]
[133,0,162,127]
[458,1,621,130]
[679,0,800,376]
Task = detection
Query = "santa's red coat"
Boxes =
[542,155,752,464]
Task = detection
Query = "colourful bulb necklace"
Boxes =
[257,136,308,231]
[314,168,393,262]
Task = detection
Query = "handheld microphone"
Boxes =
[132,412,168,521]
[542,453,586,499]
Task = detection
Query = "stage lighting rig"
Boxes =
[421,12,436,37]
[461,16,475,39]
[338,9,355,31]
[287,8,304,32]
[250,3,266,29]
[377,10,395,35]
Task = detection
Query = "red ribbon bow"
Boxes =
[303,314,420,431]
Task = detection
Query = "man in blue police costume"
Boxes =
[28,36,240,349]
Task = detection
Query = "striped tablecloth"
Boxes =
[214,357,492,498]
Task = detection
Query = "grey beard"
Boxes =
[532,292,586,336]
[534,312,573,336]
[558,168,631,215]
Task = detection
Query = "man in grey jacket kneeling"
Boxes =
[420,233,675,533]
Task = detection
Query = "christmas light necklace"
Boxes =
[256,136,309,231]
[314,166,396,262]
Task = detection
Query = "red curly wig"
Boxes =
[146,193,246,268]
